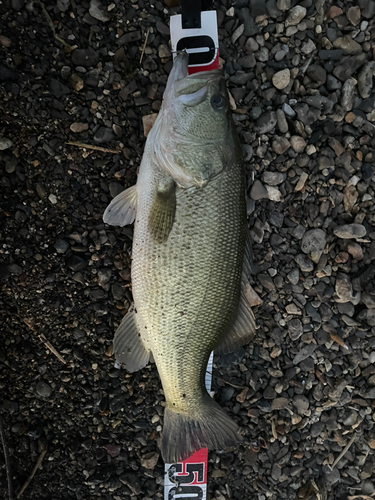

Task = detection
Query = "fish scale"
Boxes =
[132,155,245,412]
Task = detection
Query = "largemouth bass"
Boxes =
[103,52,256,462]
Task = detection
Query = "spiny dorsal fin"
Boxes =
[113,305,150,372]
[148,180,176,243]
[103,184,137,227]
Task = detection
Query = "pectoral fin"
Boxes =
[148,180,176,243]
[113,305,150,372]
[103,185,137,227]
[215,290,257,355]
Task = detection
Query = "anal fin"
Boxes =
[103,184,137,227]
[215,290,257,355]
[113,305,150,372]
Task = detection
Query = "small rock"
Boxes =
[70,74,84,91]
[0,36,12,48]
[67,255,86,272]
[347,242,364,260]
[98,268,112,287]
[333,53,366,81]
[288,318,303,341]
[272,69,290,90]
[254,111,277,134]
[54,240,69,254]
[276,0,290,11]
[265,185,282,202]
[333,35,362,54]
[340,78,357,111]
[362,293,375,309]
[142,114,158,137]
[295,254,314,272]
[358,61,375,99]
[347,6,361,25]
[94,127,114,144]
[232,24,244,44]
[271,136,290,155]
[306,65,327,85]
[48,194,57,204]
[285,5,306,27]
[276,109,288,133]
[89,0,110,21]
[262,171,285,185]
[36,381,52,398]
[119,473,141,495]
[290,136,306,153]
[158,44,171,59]
[70,122,88,133]
[301,39,316,55]
[141,451,159,469]
[335,272,353,303]
[49,79,70,98]
[0,137,13,150]
[301,229,326,264]
[72,48,99,68]
[243,283,262,306]
[326,5,343,18]
[323,466,340,486]
[334,224,366,239]
[293,395,309,415]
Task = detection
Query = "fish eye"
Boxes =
[211,95,225,110]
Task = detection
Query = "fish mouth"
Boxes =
[166,52,223,101]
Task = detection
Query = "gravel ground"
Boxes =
[1,0,375,498]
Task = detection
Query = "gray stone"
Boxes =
[254,111,277,134]
[54,239,69,254]
[262,171,285,185]
[288,318,303,341]
[334,223,366,239]
[292,344,317,365]
[333,53,366,81]
[358,61,375,99]
[287,268,299,285]
[276,109,288,133]
[250,180,268,200]
[98,268,112,287]
[333,35,362,54]
[301,229,326,263]
[271,136,290,155]
[272,69,290,90]
[335,272,353,303]
[311,421,324,437]
[327,75,341,90]
[295,254,314,272]
[340,78,357,111]
[362,293,375,309]
[36,381,52,398]
[323,466,340,485]
[0,137,13,150]
[89,0,110,21]
[72,48,99,68]
[285,5,306,26]
[94,127,114,144]
[293,395,309,415]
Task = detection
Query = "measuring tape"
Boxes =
[164,352,214,500]
[164,4,219,497]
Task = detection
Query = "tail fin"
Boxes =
[162,394,241,463]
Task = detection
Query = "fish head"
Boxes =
[155,52,240,189]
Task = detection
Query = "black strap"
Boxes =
[181,0,213,29]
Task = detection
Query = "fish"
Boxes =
[103,52,256,463]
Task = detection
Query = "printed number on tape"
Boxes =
[170,11,219,74]
[165,449,208,500]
